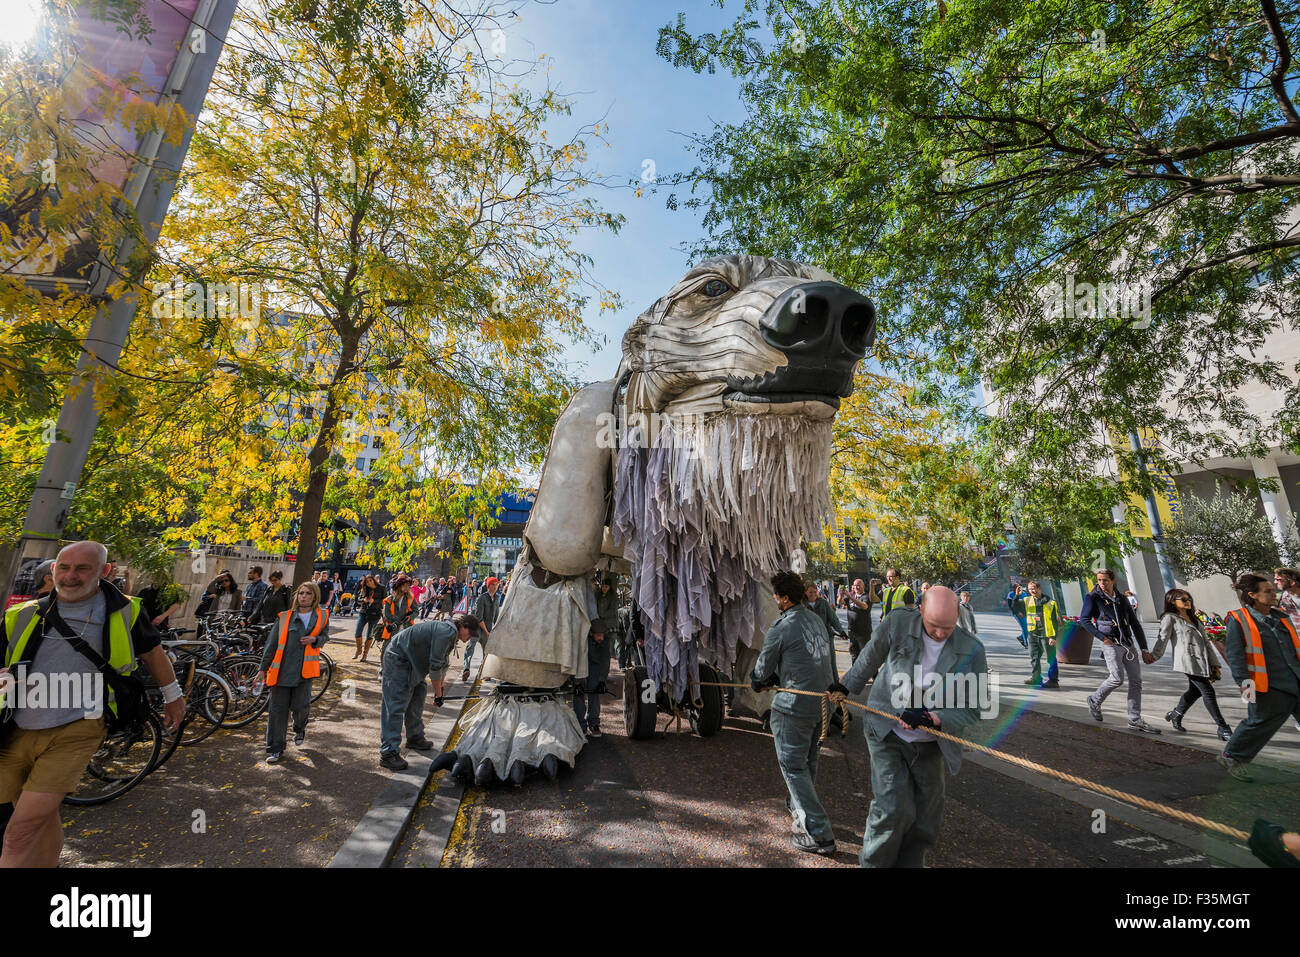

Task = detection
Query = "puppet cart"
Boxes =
[622,643,725,739]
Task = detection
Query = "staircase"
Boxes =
[963,550,1017,613]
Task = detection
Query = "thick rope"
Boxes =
[698,681,1250,843]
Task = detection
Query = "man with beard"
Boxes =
[242,566,269,618]
[0,541,185,866]
[880,568,916,619]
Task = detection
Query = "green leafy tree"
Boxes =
[1164,486,1288,586]
[803,540,849,583]
[1013,521,1101,587]
[876,525,986,585]
[3,0,622,583]
[657,0,1300,502]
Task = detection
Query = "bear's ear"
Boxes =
[618,309,651,369]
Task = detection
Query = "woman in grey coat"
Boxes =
[1151,588,1230,740]
[259,581,330,763]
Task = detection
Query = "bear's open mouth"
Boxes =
[722,362,854,409]
[721,390,841,409]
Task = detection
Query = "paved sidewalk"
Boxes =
[964,612,1300,769]
[59,618,478,867]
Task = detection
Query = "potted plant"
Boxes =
[1057,615,1094,665]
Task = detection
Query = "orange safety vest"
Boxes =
[381,594,413,641]
[267,608,328,686]
[1227,606,1300,695]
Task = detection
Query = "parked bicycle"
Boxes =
[62,614,337,806]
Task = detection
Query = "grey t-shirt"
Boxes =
[16,592,107,730]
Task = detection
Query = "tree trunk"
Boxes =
[292,333,360,587]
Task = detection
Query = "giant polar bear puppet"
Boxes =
[435,255,874,787]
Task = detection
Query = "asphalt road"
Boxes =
[408,626,1298,868]
[52,610,1300,869]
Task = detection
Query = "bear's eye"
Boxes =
[702,278,730,297]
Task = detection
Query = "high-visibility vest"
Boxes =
[3,592,139,716]
[267,608,328,686]
[1023,595,1058,638]
[882,585,915,617]
[381,594,414,641]
[1227,607,1300,695]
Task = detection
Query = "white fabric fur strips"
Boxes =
[612,411,832,698]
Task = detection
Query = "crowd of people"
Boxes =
[185,566,511,763]
[761,563,1300,865]
[4,539,1299,869]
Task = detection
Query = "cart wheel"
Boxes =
[689,663,724,738]
[623,666,657,740]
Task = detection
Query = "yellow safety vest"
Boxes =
[2,593,139,716]
[1023,595,1058,638]
[882,585,915,617]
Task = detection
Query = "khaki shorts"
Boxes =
[0,716,107,801]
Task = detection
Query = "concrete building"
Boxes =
[978,301,1298,621]
[466,490,535,580]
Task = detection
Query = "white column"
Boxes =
[1115,503,1161,621]
[1252,456,1295,549]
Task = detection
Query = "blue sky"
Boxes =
[502,0,750,382]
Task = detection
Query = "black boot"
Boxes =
[1164,709,1186,732]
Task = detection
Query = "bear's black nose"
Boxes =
[758,281,875,361]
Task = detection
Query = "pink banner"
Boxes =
[4,0,202,288]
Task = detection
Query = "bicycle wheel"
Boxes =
[179,669,232,745]
[154,718,184,769]
[218,654,271,728]
[64,712,163,806]
[143,661,187,769]
[310,652,333,703]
